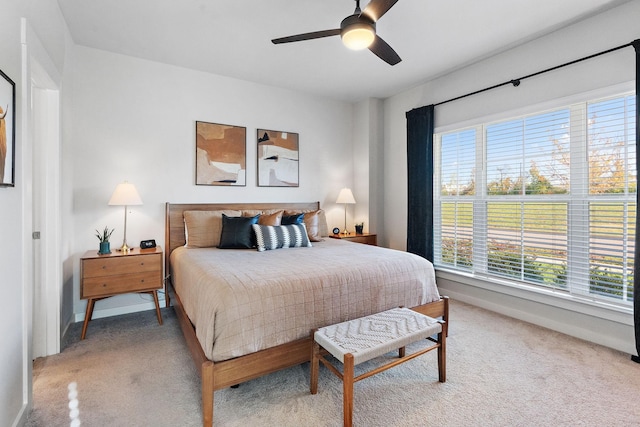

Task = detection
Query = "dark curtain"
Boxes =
[406,105,435,261]
[633,39,640,363]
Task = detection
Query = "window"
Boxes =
[435,92,636,306]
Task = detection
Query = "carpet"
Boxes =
[26,300,640,426]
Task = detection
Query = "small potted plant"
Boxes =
[96,226,114,254]
[355,222,364,235]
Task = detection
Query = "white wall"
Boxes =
[0,8,25,422]
[0,1,68,426]
[352,98,385,237]
[63,45,356,321]
[382,0,640,354]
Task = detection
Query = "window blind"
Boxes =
[435,92,636,306]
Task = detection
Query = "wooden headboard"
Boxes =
[164,201,320,279]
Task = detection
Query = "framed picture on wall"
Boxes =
[257,128,299,187]
[0,68,16,187]
[195,121,246,186]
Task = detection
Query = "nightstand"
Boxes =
[330,233,377,246]
[80,246,163,339]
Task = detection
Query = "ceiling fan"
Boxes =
[272,0,402,66]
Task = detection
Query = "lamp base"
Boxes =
[117,243,132,253]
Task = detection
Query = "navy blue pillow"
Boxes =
[281,213,304,225]
[218,214,259,249]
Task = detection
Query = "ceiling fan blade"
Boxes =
[362,0,399,22]
[272,29,341,44]
[368,35,401,65]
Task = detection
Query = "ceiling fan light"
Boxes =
[341,25,375,50]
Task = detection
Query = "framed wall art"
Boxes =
[257,128,299,187]
[0,68,16,187]
[195,121,246,186]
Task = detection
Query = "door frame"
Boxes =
[22,19,62,360]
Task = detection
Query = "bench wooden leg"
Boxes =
[343,353,354,427]
[438,329,446,383]
[398,346,406,358]
[311,331,319,395]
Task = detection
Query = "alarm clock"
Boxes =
[332,227,340,235]
[140,239,156,249]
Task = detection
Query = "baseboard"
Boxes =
[438,279,635,355]
[73,297,166,323]
[11,402,28,427]
[60,311,74,342]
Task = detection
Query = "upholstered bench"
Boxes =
[310,307,446,427]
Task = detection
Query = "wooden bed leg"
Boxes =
[202,360,215,427]
[165,282,171,307]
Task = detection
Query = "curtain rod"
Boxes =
[434,39,638,107]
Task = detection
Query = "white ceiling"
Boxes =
[57,0,630,102]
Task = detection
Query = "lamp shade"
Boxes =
[108,182,143,206]
[336,188,356,204]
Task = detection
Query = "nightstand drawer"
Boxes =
[82,271,162,298]
[82,253,161,278]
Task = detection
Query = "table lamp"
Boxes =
[108,181,143,252]
[336,187,356,235]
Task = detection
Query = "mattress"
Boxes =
[170,238,439,361]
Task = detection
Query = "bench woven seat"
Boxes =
[315,307,443,365]
[311,307,446,427]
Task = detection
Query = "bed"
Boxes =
[165,202,449,426]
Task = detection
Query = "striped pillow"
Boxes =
[252,223,312,252]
